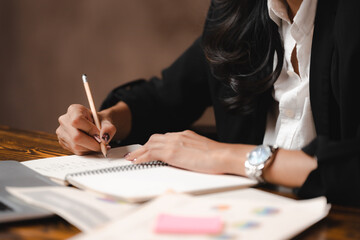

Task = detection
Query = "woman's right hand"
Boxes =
[56,104,116,155]
[56,101,132,155]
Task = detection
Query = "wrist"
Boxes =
[214,144,254,176]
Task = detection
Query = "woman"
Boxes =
[56,0,360,206]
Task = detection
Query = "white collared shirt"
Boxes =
[263,0,318,150]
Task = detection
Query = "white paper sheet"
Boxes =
[69,190,330,240]
[7,186,138,232]
[21,144,141,183]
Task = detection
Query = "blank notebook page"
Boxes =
[66,166,256,203]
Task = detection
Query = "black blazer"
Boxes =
[102,0,360,206]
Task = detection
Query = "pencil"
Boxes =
[82,74,107,157]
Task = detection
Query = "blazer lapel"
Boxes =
[309,0,338,136]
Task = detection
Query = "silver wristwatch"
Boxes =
[245,145,278,182]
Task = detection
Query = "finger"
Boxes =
[68,112,100,137]
[133,147,168,164]
[124,145,148,162]
[57,127,89,155]
[133,131,213,165]
[57,123,101,154]
[124,131,210,163]
[129,148,158,164]
[68,127,102,153]
[99,119,116,145]
[67,104,93,120]
[124,132,189,163]
[57,135,71,152]
[166,130,214,150]
[64,104,100,138]
[123,134,165,162]
[59,138,91,155]
[58,104,103,154]
[56,126,72,151]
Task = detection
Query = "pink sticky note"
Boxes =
[154,213,223,234]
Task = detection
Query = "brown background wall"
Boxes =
[0,0,213,134]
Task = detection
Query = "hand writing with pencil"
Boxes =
[57,104,110,155]
[56,75,132,156]
[56,101,131,156]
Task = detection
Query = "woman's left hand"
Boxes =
[124,130,250,175]
[125,130,318,188]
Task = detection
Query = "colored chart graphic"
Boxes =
[253,207,280,216]
[212,233,238,240]
[233,220,260,230]
[212,204,231,211]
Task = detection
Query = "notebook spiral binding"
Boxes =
[66,161,168,178]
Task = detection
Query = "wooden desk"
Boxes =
[0,125,360,240]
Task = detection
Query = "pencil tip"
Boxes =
[82,74,87,83]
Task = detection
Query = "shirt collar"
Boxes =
[268,0,290,26]
[293,0,318,36]
[268,0,318,36]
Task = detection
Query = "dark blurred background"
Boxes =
[0,0,214,134]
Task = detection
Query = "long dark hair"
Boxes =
[202,0,284,114]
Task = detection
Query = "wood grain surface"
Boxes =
[0,125,359,240]
[0,125,71,161]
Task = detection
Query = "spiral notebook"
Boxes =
[65,161,256,203]
[23,145,257,203]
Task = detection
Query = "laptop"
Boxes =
[0,160,59,223]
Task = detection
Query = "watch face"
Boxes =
[248,145,271,165]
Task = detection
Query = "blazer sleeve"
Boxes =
[297,0,360,206]
[101,37,212,144]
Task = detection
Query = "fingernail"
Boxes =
[102,133,110,143]
[93,134,101,143]
[123,153,136,162]
[124,153,136,162]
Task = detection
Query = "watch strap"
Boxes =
[245,145,278,183]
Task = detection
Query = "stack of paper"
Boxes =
[7,186,138,232]
[68,190,330,240]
